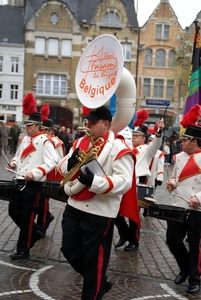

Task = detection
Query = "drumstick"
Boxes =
[166,163,170,181]
[172,191,190,203]
[5,167,25,178]
[2,150,11,166]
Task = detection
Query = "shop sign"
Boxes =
[0,105,16,111]
[146,100,170,106]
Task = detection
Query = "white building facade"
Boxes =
[0,5,24,124]
[0,43,24,123]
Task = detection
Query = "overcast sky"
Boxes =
[136,0,200,28]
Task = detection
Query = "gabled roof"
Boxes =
[0,6,24,44]
[24,0,138,28]
[141,0,183,30]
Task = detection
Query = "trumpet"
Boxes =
[60,127,104,186]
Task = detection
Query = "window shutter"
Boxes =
[61,40,72,56]
[35,38,45,54]
[48,39,58,55]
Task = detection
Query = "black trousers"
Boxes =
[166,210,201,286]
[8,180,43,253]
[115,213,140,245]
[61,204,114,300]
[37,192,51,231]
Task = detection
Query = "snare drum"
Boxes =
[0,180,16,201]
[137,184,155,201]
[44,180,68,203]
[148,203,188,223]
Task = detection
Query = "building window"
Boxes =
[0,84,2,99]
[168,50,176,67]
[50,13,58,25]
[36,74,67,96]
[48,39,59,56]
[10,85,18,100]
[0,56,3,72]
[143,78,151,98]
[35,37,45,55]
[155,49,165,67]
[145,49,152,66]
[166,80,174,99]
[154,79,163,98]
[121,44,131,61]
[61,40,72,56]
[11,57,19,73]
[102,11,120,27]
[156,24,169,40]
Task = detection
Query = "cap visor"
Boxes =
[85,114,100,121]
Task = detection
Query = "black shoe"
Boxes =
[10,252,29,259]
[100,278,113,299]
[174,272,189,284]
[115,237,128,248]
[46,213,54,229]
[186,284,200,294]
[30,229,45,248]
[143,208,149,217]
[124,243,138,252]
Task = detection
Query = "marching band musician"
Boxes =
[58,106,139,300]
[146,134,165,188]
[115,111,165,251]
[7,94,57,260]
[37,112,65,234]
[143,134,165,216]
[166,104,201,295]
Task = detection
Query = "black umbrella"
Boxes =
[167,126,180,133]
[166,126,180,139]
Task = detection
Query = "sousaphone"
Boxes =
[75,34,136,133]
[61,35,136,192]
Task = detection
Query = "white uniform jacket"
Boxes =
[58,130,134,218]
[169,150,201,211]
[146,150,164,186]
[51,135,65,161]
[11,132,57,182]
[132,136,162,182]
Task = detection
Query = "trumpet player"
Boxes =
[58,106,139,300]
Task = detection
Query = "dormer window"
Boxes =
[102,11,120,27]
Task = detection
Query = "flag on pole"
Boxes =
[183,21,201,115]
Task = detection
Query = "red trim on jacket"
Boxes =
[132,147,139,156]
[115,148,133,160]
[178,155,201,181]
[103,177,114,194]
[120,155,141,228]
[159,151,165,158]
[37,166,46,176]
[21,141,36,158]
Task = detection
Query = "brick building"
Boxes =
[22,0,139,129]
[137,0,201,129]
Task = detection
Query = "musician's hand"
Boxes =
[24,172,34,181]
[78,167,94,186]
[67,148,80,171]
[189,196,200,210]
[166,181,175,192]
[157,120,165,131]
[7,163,15,169]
